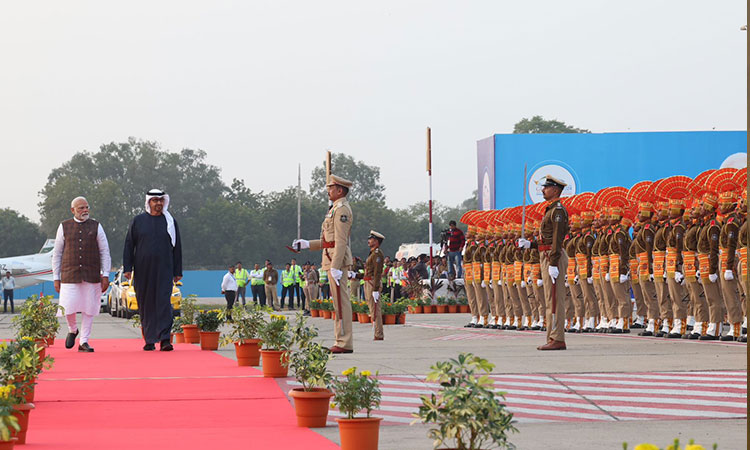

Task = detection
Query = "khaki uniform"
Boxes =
[738,220,748,309]
[528,244,545,320]
[303,268,319,311]
[309,197,354,350]
[483,243,496,318]
[591,230,606,321]
[576,229,598,321]
[665,219,689,322]
[463,241,477,318]
[608,224,632,321]
[538,199,569,342]
[565,233,583,321]
[600,227,618,321]
[360,247,385,340]
[264,268,280,309]
[634,223,659,321]
[718,214,743,324]
[503,241,521,321]
[472,244,490,320]
[653,222,673,323]
[696,217,724,324]
[514,244,531,322]
[683,220,707,326]
[491,242,506,323]
[628,240,646,319]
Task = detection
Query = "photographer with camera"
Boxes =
[445,220,466,278]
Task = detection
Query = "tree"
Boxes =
[309,154,386,204]
[513,116,590,134]
[0,209,46,257]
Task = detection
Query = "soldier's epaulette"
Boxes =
[607,229,613,235]
[644,224,650,230]
[710,220,716,227]
[728,217,734,224]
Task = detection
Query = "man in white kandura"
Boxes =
[52,196,112,353]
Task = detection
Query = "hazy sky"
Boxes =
[0,1,746,223]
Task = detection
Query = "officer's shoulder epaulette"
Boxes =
[644,224,650,230]
[728,217,735,224]
[710,220,716,227]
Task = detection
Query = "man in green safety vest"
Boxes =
[249,263,266,306]
[319,268,329,299]
[280,263,295,310]
[234,261,250,306]
[290,258,303,310]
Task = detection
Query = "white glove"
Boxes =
[564,282,569,288]
[724,270,734,281]
[574,276,579,284]
[498,279,503,286]
[663,272,667,279]
[587,277,593,285]
[674,272,684,284]
[372,291,380,303]
[521,281,526,288]
[536,279,543,287]
[348,271,357,279]
[548,266,559,280]
[605,273,610,282]
[695,270,701,278]
[292,239,310,250]
[330,268,343,285]
[481,281,487,288]
[517,238,531,249]
[649,274,654,282]
[619,274,628,284]
[708,273,718,283]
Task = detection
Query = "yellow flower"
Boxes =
[342,367,355,376]
[21,336,33,342]
[361,370,372,377]
[634,445,660,450]
[685,446,705,450]
[330,402,336,409]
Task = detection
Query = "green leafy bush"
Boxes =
[331,367,381,419]
[195,309,224,332]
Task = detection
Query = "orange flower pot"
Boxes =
[352,312,358,322]
[311,309,320,317]
[448,305,458,313]
[260,350,289,377]
[407,306,415,314]
[11,403,34,445]
[459,304,470,314]
[0,438,17,450]
[234,339,261,366]
[174,332,185,343]
[357,313,371,323]
[423,305,435,314]
[199,331,220,351]
[414,305,423,314]
[436,305,448,314]
[322,310,332,319]
[182,324,200,343]
[288,388,333,427]
[44,336,55,346]
[12,376,34,403]
[383,314,396,325]
[397,313,406,324]
[336,417,382,450]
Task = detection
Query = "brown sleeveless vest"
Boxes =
[60,219,101,283]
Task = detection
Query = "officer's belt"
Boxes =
[321,239,335,249]
[538,244,552,251]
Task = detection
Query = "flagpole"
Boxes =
[297,163,302,241]
[427,127,434,277]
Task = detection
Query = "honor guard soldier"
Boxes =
[519,175,570,350]
[576,200,599,332]
[357,231,386,341]
[695,184,724,340]
[292,175,355,354]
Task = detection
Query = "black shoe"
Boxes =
[143,343,156,351]
[686,324,694,331]
[738,335,747,343]
[65,330,79,349]
[78,342,94,352]
[464,323,474,328]
[687,333,700,340]
[655,331,666,337]
[667,332,682,339]
[303,310,311,317]
[631,323,645,329]
[719,335,736,342]
[160,340,174,351]
[699,334,719,341]
[638,330,653,337]
[611,328,623,334]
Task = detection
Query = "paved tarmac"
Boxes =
[0,303,745,450]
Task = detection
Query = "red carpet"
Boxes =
[25,339,340,449]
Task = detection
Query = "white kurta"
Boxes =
[51,218,111,317]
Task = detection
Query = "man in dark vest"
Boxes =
[52,196,111,353]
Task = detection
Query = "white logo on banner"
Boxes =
[720,152,747,169]
[529,164,576,203]
[482,171,492,210]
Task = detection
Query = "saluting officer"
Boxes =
[519,175,569,350]
[293,175,355,354]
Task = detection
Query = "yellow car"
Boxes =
[108,269,182,319]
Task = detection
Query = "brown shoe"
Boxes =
[537,340,566,351]
[373,337,384,341]
[329,346,354,354]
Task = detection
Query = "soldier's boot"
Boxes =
[720,322,741,341]
[639,319,656,336]
[487,316,497,329]
[502,316,511,329]
[632,315,646,329]
[541,315,547,331]
[606,318,618,333]
[687,322,704,340]
[622,317,631,333]
[596,316,608,332]
[495,316,503,329]
[655,319,671,337]
[508,316,519,330]
[569,317,581,333]
[742,317,747,335]
[686,315,695,331]
[699,322,721,340]
[667,319,686,339]
[476,315,487,329]
[520,316,530,331]
[612,318,625,334]
[465,316,478,328]
[530,317,541,330]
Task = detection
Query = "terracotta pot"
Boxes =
[397,313,406,324]
[0,438,17,450]
[288,388,333,427]
[448,304,458,313]
[36,346,46,367]
[414,305,423,314]
[336,417,383,450]
[436,305,448,313]
[182,324,200,343]
[199,331,221,351]
[423,305,435,314]
[357,313,371,324]
[44,336,55,346]
[459,304,470,313]
[322,310,332,319]
[407,306,415,314]
[174,332,185,343]
[383,314,396,325]
[352,312,358,322]
[332,311,337,320]
[234,339,261,366]
[260,350,289,377]
[11,403,34,445]
[311,309,320,317]
[12,376,34,404]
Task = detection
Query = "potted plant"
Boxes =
[422,297,435,314]
[195,309,224,350]
[38,296,63,346]
[287,314,333,427]
[413,353,517,450]
[321,300,333,319]
[435,297,448,314]
[381,303,397,325]
[447,278,466,300]
[129,314,144,339]
[332,367,382,450]
[259,314,293,377]
[180,295,200,343]
[309,299,322,317]
[0,338,52,404]
[0,385,20,449]
[220,304,267,366]
[447,297,458,313]
[171,317,185,343]
[394,300,408,324]
[12,296,54,344]
[353,301,370,324]
[457,297,470,314]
